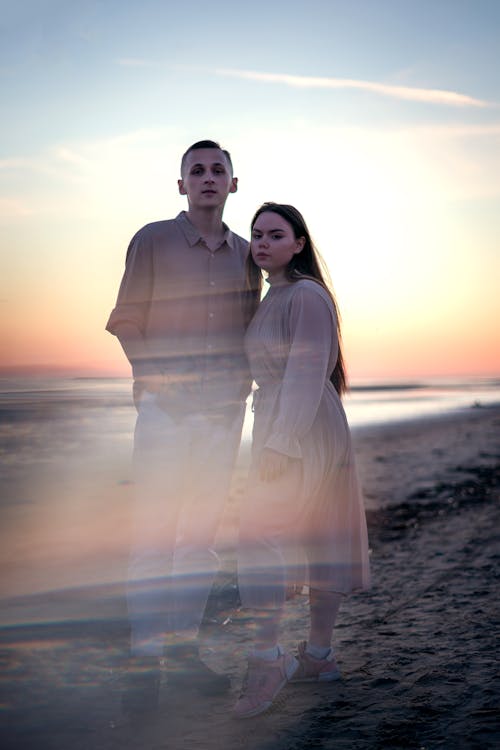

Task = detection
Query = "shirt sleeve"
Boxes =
[264,285,337,459]
[105,230,153,336]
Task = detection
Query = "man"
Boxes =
[106,140,251,714]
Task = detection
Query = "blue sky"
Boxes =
[1,0,499,377]
[2,0,499,149]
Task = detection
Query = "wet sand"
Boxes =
[0,404,499,749]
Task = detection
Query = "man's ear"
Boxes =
[178,178,187,195]
[229,177,238,194]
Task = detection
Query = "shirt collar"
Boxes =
[175,211,235,250]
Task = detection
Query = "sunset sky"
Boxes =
[1,0,499,380]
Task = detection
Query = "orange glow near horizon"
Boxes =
[1,123,499,382]
[1,260,498,380]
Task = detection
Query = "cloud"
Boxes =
[0,127,184,221]
[53,146,91,168]
[214,68,492,108]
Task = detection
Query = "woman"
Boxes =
[234,203,370,719]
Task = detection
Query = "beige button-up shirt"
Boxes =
[106,212,251,413]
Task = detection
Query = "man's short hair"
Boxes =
[181,140,233,176]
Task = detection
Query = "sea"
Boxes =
[1,374,499,439]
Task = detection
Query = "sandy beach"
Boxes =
[0,403,499,749]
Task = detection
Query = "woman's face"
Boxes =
[251,211,305,281]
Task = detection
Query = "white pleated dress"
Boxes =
[238,279,370,606]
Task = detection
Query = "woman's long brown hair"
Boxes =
[246,202,348,397]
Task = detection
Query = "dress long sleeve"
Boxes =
[264,284,338,459]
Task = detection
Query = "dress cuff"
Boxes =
[264,432,303,459]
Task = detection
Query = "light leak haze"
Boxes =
[1,0,499,379]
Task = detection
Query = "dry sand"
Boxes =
[0,404,499,749]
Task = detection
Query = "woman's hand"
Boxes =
[259,447,289,482]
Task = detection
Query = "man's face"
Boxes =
[178,149,237,209]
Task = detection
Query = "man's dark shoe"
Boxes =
[121,656,161,717]
[165,643,230,696]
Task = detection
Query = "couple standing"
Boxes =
[106,140,370,719]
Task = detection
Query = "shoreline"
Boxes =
[351,402,500,510]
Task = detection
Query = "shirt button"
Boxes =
[209,312,214,319]
[209,281,216,287]
[207,344,213,351]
